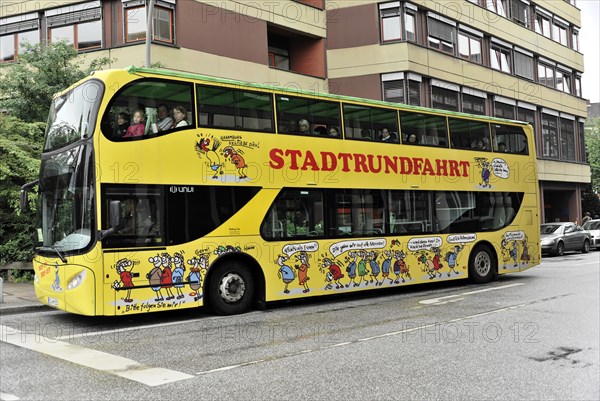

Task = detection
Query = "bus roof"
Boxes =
[120,66,527,126]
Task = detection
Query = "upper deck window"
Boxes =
[197,85,274,132]
[276,95,341,138]
[101,78,194,141]
[343,104,398,142]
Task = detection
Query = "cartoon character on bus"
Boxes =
[112,258,136,303]
[276,254,295,294]
[345,251,358,287]
[187,253,208,301]
[475,157,492,188]
[147,255,165,301]
[223,146,249,179]
[171,252,186,300]
[444,244,464,276]
[195,135,224,179]
[295,251,311,293]
[321,257,345,290]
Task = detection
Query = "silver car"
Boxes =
[582,219,600,250]
[540,222,591,256]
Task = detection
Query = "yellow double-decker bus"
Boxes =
[21,66,540,316]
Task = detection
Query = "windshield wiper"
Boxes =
[37,245,67,263]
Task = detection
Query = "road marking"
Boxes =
[0,393,20,401]
[195,293,573,376]
[0,325,193,387]
[418,282,525,305]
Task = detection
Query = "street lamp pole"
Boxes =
[145,0,155,68]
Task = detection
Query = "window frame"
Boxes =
[458,30,482,64]
[124,2,175,45]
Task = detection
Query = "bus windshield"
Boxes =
[37,144,95,255]
[44,80,103,151]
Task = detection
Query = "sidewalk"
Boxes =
[0,280,49,315]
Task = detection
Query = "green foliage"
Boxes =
[0,115,45,264]
[0,41,114,123]
[585,117,600,194]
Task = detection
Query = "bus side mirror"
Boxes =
[20,180,39,212]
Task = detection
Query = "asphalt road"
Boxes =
[1,251,599,400]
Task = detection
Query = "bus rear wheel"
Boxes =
[208,261,255,315]
[468,244,496,284]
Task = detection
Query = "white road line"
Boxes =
[0,325,194,387]
[419,282,525,305]
[0,393,20,401]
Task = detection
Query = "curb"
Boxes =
[0,304,52,315]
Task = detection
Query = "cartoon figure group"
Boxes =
[112,251,210,303]
[276,251,311,294]
[195,135,250,180]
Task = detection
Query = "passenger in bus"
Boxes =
[328,126,340,138]
[298,119,312,135]
[114,112,130,139]
[172,105,188,128]
[123,109,146,138]
[361,129,372,140]
[497,142,508,152]
[380,128,393,142]
[406,133,418,144]
[156,104,174,131]
[474,139,488,150]
[314,126,327,136]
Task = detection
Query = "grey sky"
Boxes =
[579,0,600,103]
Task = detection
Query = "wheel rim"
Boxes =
[584,242,590,252]
[557,243,564,255]
[218,272,246,303]
[474,251,491,277]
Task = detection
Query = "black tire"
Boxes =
[207,261,255,315]
[555,241,565,256]
[468,244,496,284]
[581,240,590,254]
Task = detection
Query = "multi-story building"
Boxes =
[0,0,590,223]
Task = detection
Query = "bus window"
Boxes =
[326,189,386,236]
[102,79,194,141]
[343,104,398,142]
[388,190,433,234]
[491,124,528,154]
[276,95,341,137]
[261,189,324,239]
[448,118,491,151]
[196,85,274,132]
[399,111,448,147]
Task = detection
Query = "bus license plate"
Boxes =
[48,297,59,308]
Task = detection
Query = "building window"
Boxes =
[560,117,575,161]
[556,69,571,94]
[535,12,551,38]
[46,2,102,50]
[490,43,511,73]
[578,120,586,162]
[431,83,459,112]
[538,62,555,88]
[427,15,455,54]
[380,6,402,42]
[124,1,174,44]
[486,0,507,17]
[575,75,582,97]
[382,73,421,106]
[552,22,569,46]
[462,93,486,115]
[511,0,530,27]
[542,112,559,159]
[458,31,482,64]
[572,29,579,51]
[517,105,537,155]
[268,33,290,70]
[0,35,16,62]
[494,100,515,120]
[405,10,417,42]
[513,50,534,80]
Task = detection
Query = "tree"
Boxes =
[585,117,600,194]
[0,115,45,264]
[0,41,113,122]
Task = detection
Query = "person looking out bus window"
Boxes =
[172,106,188,128]
[381,128,393,142]
[123,109,146,138]
[406,133,418,144]
[474,139,487,150]
[156,104,174,131]
[328,126,340,138]
[114,112,130,139]
[298,119,311,135]
[361,129,372,140]
[497,142,507,152]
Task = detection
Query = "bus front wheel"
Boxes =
[468,244,496,284]
[208,261,255,315]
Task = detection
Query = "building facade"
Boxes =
[0,0,590,222]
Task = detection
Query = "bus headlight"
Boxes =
[67,270,87,290]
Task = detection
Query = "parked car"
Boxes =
[582,219,600,250]
[540,222,591,256]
